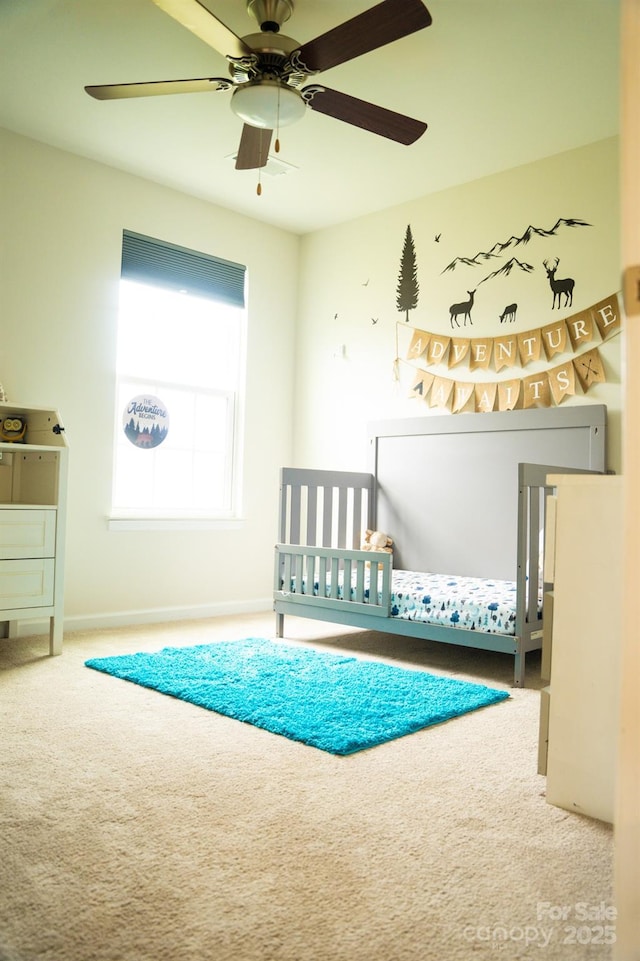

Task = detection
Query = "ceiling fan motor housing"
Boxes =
[247,0,293,32]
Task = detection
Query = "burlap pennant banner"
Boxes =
[407,346,605,412]
[402,294,621,414]
[400,291,621,373]
[401,291,620,413]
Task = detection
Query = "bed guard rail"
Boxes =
[274,544,392,618]
[279,467,375,549]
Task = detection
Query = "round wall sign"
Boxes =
[123,394,169,449]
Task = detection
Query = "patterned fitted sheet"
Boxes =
[299,569,535,637]
[387,570,520,635]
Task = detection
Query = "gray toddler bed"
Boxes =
[274,405,607,686]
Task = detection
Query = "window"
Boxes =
[111,231,246,528]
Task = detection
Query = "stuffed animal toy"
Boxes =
[361,529,393,553]
[0,415,26,443]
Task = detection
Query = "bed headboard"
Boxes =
[369,405,607,580]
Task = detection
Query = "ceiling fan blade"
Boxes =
[235,125,273,170]
[302,85,427,145]
[85,77,232,100]
[291,0,432,74]
[152,0,251,60]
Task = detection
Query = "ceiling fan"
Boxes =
[85,0,432,172]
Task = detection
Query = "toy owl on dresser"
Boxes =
[0,415,27,443]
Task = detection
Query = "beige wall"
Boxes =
[294,137,621,473]
[0,127,299,628]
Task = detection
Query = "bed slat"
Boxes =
[322,486,333,546]
[306,485,318,546]
[337,487,348,547]
[289,485,301,544]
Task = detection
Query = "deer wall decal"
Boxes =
[543,258,575,309]
[499,303,518,323]
[449,289,475,328]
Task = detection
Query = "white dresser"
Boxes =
[543,473,623,824]
[0,403,69,654]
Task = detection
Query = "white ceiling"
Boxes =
[0,0,620,235]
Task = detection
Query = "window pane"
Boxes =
[114,378,235,513]
[117,281,242,390]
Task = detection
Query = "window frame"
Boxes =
[109,232,247,531]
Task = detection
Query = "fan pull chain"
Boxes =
[275,87,281,154]
[256,127,264,195]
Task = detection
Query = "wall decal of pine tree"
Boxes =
[396,225,419,322]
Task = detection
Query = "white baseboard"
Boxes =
[3,598,273,638]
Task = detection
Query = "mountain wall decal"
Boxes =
[442,218,591,274]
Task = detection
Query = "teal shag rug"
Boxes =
[85,638,509,755]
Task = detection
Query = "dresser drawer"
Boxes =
[0,558,55,608]
[0,508,56,560]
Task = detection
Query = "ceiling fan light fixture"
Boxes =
[231,81,305,129]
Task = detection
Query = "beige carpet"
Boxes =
[0,613,613,961]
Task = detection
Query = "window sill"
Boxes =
[108,516,245,532]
